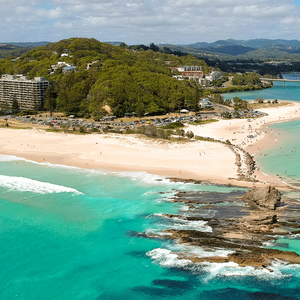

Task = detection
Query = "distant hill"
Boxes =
[160,39,300,60]
[0,42,50,59]
[0,42,49,47]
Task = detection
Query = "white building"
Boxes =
[0,74,49,110]
[177,66,202,72]
[51,62,76,74]
[172,75,185,81]
[206,71,222,82]
[199,98,212,108]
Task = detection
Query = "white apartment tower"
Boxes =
[0,74,49,110]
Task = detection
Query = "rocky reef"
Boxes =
[142,186,300,270]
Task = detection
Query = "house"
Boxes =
[199,78,210,86]
[62,66,77,73]
[172,75,184,81]
[51,62,76,74]
[199,98,212,108]
[206,71,222,82]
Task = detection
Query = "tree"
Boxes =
[224,99,232,106]
[221,111,231,119]
[149,43,159,52]
[44,85,56,117]
[210,94,224,105]
[11,95,19,115]
[136,102,145,118]
[186,130,194,139]
[175,128,185,137]
[119,42,127,49]
[60,122,70,133]
[255,97,264,103]
[31,90,39,116]
[4,117,9,127]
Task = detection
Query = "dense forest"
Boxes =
[0,38,211,118]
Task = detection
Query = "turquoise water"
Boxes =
[223,81,300,101]
[1,156,300,299]
[256,120,300,187]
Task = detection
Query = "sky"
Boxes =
[1,0,300,45]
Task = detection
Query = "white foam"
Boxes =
[40,162,106,176]
[168,243,234,258]
[0,154,107,176]
[146,248,192,268]
[145,228,173,236]
[152,214,212,232]
[0,175,83,195]
[112,171,202,189]
[182,245,234,258]
[0,155,27,162]
[179,205,190,211]
[197,261,284,282]
[113,171,179,186]
[147,245,298,281]
[172,219,213,232]
[153,213,165,218]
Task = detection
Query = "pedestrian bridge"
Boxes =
[261,78,300,87]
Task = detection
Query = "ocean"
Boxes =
[1,80,300,299]
[1,158,300,299]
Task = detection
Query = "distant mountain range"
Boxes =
[159,39,300,60]
[3,39,300,61]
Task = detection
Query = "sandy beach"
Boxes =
[1,101,300,188]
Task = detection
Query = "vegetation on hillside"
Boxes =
[0,38,211,118]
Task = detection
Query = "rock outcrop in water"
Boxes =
[141,185,300,270]
[242,186,281,210]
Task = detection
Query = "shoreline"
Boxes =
[1,101,300,189]
[185,101,300,189]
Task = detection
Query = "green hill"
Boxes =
[0,38,210,118]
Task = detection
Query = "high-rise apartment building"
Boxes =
[0,74,49,110]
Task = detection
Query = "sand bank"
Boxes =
[0,129,238,185]
[185,101,300,188]
[0,101,299,188]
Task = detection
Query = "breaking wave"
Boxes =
[147,246,297,281]
[0,175,83,195]
[0,155,27,162]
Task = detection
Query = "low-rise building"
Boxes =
[177,65,203,79]
[206,71,223,82]
[51,62,76,74]
[172,75,185,81]
[199,98,212,108]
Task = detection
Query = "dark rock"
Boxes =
[242,186,281,210]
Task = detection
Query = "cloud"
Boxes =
[1,0,300,44]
